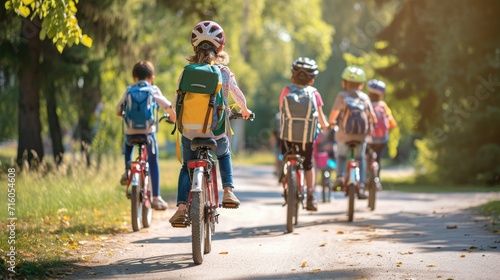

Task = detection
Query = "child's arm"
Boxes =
[115,90,127,117]
[221,67,252,118]
[152,85,176,122]
[385,103,397,129]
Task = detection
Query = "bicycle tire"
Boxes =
[286,164,297,233]
[141,175,153,228]
[131,179,141,232]
[368,174,376,211]
[347,183,356,222]
[191,191,205,265]
[204,180,212,254]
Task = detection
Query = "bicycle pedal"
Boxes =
[171,222,188,228]
[221,203,239,209]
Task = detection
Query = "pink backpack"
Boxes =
[372,101,390,140]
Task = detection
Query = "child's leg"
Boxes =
[215,136,233,188]
[336,142,348,181]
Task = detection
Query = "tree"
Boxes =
[376,0,500,184]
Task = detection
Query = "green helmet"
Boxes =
[341,66,366,83]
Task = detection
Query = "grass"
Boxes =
[0,149,181,279]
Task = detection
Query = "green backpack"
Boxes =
[174,63,227,139]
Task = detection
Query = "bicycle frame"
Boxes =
[343,142,361,222]
[124,139,152,232]
[125,144,149,199]
[187,150,219,226]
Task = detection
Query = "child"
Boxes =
[328,66,376,199]
[169,21,252,225]
[116,61,176,210]
[366,79,397,181]
[279,57,329,211]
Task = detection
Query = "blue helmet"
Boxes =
[367,79,386,96]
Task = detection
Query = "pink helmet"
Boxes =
[191,21,226,52]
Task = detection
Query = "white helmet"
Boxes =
[191,21,226,52]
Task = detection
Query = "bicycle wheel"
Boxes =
[286,164,297,233]
[347,183,356,222]
[131,173,141,231]
[142,175,153,228]
[368,173,376,211]
[191,191,205,265]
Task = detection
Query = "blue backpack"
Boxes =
[123,81,157,130]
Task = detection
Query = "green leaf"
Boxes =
[39,28,46,40]
[22,0,34,5]
[5,1,11,10]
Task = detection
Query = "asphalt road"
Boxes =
[70,165,500,280]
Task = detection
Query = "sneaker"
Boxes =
[119,171,129,186]
[169,209,187,226]
[222,191,241,208]
[358,185,368,200]
[306,195,318,211]
[152,197,168,210]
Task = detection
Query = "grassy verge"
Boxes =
[0,150,180,279]
[476,200,500,233]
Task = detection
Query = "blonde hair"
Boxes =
[187,49,230,65]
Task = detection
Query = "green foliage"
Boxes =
[5,0,92,53]
[377,0,500,185]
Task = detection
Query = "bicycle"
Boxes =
[365,146,381,211]
[280,143,306,233]
[122,114,171,232]
[171,111,254,265]
[338,141,362,222]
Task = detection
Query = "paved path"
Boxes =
[70,165,500,280]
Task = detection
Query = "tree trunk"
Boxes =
[45,82,64,165]
[16,32,43,169]
[76,61,102,167]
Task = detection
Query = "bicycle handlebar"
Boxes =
[229,112,256,121]
[158,113,175,124]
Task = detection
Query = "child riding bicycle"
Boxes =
[116,60,176,210]
[366,79,397,185]
[279,57,329,211]
[328,66,376,199]
[169,21,253,225]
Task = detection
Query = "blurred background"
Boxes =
[1,0,499,185]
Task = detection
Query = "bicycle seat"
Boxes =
[191,138,218,151]
[126,134,152,146]
[345,140,362,148]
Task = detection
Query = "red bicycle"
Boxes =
[123,114,171,232]
[339,141,362,222]
[172,111,254,265]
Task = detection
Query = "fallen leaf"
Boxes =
[399,251,414,255]
[396,261,403,265]
[337,230,344,234]
[312,268,321,272]
[469,246,478,249]
[446,225,458,229]
[219,251,228,254]
[319,243,327,247]
[427,264,436,267]
[301,261,307,267]
[323,229,329,232]
[460,255,466,258]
